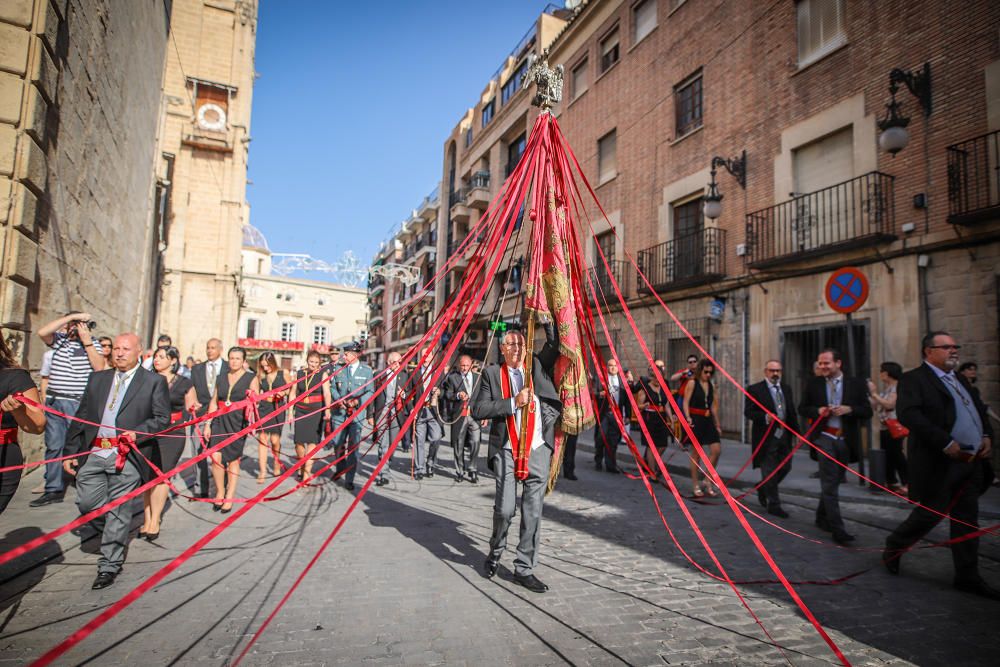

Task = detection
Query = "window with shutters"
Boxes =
[600,28,620,74]
[572,58,589,100]
[791,126,854,251]
[595,230,616,263]
[245,318,259,339]
[598,130,617,184]
[796,0,846,68]
[674,70,703,137]
[633,0,657,44]
[280,321,297,342]
[313,325,328,345]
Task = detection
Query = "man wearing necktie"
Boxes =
[883,332,998,599]
[62,333,170,589]
[331,341,374,491]
[594,357,629,473]
[745,360,800,518]
[444,354,488,483]
[799,348,872,544]
[184,338,224,499]
[409,346,444,478]
[371,352,410,487]
[473,325,561,593]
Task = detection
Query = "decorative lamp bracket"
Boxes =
[710,150,747,190]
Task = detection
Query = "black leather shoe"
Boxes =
[92,572,117,589]
[425,470,435,478]
[345,482,356,491]
[882,548,900,575]
[513,573,549,593]
[757,489,767,508]
[484,557,499,578]
[815,517,832,532]
[564,473,578,481]
[954,578,1000,600]
[469,473,479,484]
[375,477,388,487]
[455,473,464,483]
[832,530,856,545]
[605,467,621,474]
[768,506,789,519]
[29,492,65,507]
[594,462,603,471]
[414,472,424,480]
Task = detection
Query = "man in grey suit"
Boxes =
[63,333,170,589]
[473,325,561,593]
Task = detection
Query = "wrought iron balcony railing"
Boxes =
[470,170,491,189]
[587,260,631,305]
[947,128,1000,226]
[744,171,896,268]
[636,228,726,294]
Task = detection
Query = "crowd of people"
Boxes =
[1,312,997,599]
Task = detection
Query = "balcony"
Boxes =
[449,188,472,223]
[417,186,440,221]
[467,171,491,209]
[587,260,632,305]
[238,338,304,353]
[744,172,896,268]
[181,123,234,154]
[369,274,385,295]
[947,129,1000,226]
[636,228,726,294]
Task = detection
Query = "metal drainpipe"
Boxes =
[741,290,749,444]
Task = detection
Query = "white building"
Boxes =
[240,225,367,369]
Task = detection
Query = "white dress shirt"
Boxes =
[94,365,140,457]
[506,364,544,451]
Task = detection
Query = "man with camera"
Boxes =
[31,313,107,507]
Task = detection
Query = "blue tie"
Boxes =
[512,368,523,393]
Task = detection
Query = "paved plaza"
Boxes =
[1,435,997,666]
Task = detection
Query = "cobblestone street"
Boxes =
[2,435,997,666]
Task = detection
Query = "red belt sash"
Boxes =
[500,364,534,481]
[300,395,323,405]
[90,435,135,472]
[822,426,843,438]
[689,407,711,417]
[0,427,18,444]
[170,411,183,422]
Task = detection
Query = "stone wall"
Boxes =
[0,0,169,368]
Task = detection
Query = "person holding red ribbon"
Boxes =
[205,346,259,511]
[289,350,332,480]
[62,333,170,590]
[443,354,487,483]
[473,325,560,594]
[0,332,46,515]
[141,345,192,541]
[371,351,409,487]
[254,352,287,484]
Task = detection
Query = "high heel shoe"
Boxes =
[138,529,148,538]
[145,531,160,542]
[220,503,233,514]
[704,483,718,497]
[212,498,224,511]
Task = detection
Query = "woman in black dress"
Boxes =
[206,346,259,512]
[0,332,46,514]
[141,345,193,540]
[255,352,287,483]
[637,375,673,488]
[289,350,332,479]
[682,359,722,497]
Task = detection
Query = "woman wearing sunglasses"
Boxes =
[683,358,722,497]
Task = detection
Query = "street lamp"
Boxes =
[703,151,747,220]
[877,63,932,155]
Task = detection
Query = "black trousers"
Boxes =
[880,429,908,485]
[759,433,792,509]
[886,459,983,582]
[561,434,578,476]
[594,414,621,470]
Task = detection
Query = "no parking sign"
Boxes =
[824,267,869,314]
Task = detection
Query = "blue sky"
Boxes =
[247,1,555,274]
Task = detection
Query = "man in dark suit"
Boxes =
[594,357,629,473]
[409,346,444,478]
[63,333,170,589]
[473,326,561,593]
[745,360,800,518]
[184,338,224,498]
[371,351,409,487]
[799,348,872,544]
[443,354,488,483]
[883,332,998,599]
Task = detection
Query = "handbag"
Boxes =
[884,418,909,440]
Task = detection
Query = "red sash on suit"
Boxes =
[500,363,534,481]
